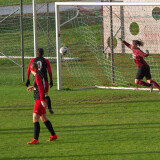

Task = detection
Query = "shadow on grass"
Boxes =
[51,99,160,109]
[1,109,160,115]
[51,109,160,116]
[0,108,32,111]
[1,122,160,134]
[1,99,160,112]
[1,99,160,110]
[2,151,160,159]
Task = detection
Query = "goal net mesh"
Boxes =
[58,4,160,89]
[0,2,56,85]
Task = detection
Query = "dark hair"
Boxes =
[31,62,43,78]
[37,48,44,57]
[31,62,38,71]
[133,40,144,47]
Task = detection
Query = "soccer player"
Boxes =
[119,38,160,92]
[26,48,54,114]
[27,62,57,144]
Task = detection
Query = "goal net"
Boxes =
[55,2,160,90]
[0,1,56,85]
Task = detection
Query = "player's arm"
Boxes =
[35,75,45,101]
[119,38,131,49]
[138,49,149,57]
[35,75,47,108]
[123,41,132,49]
[46,59,53,88]
[26,58,35,87]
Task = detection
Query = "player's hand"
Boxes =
[26,80,30,87]
[27,86,33,92]
[146,50,149,56]
[41,101,48,108]
[50,80,53,88]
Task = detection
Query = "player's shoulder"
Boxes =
[43,57,49,61]
[34,56,45,60]
[37,57,48,62]
[30,58,35,63]
[134,48,141,52]
[33,57,40,62]
[43,58,50,65]
[138,48,145,53]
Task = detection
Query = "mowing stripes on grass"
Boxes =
[1,86,160,160]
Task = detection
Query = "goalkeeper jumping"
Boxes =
[26,48,54,113]
[119,38,160,92]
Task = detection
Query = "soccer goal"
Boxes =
[55,1,160,90]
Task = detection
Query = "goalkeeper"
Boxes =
[119,38,160,92]
[26,48,54,114]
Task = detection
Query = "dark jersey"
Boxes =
[27,57,52,82]
[123,41,149,67]
[33,74,45,101]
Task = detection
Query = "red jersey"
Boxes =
[27,57,52,82]
[123,41,148,67]
[33,74,45,101]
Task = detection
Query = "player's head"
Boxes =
[37,48,44,57]
[131,40,144,49]
[30,62,38,74]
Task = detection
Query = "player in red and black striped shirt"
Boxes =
[27,62,57,144]
[26,48,54,113]
[120,39,160,92]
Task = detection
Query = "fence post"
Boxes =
[20,0,24,82]
[109,0,114,83]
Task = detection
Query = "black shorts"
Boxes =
[136,65,151,80]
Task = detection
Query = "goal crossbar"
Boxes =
[55,2,160,6]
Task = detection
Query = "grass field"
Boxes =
[0,59,57,85]
[1,86,160,160]
[1,2,160,160]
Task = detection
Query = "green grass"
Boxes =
[130,22,139,35]
[1,86,160,160]
[0,52,159,89]
[0,59,57,85]
[0,14,56,57]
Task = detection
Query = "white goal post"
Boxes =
[55,1,160,90]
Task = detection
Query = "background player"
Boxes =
[27,62,57,144]
[119,38,160,92]
[26,48,54,114]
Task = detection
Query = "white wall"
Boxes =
[103,1,160,53]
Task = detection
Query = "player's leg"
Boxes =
[33,113,40,141]
[147,79,154,93]
[40,114,57,141]
[45,81,54,114]
[27,113,40,144]
[135,66,151,87]
[145,65,160,91]
[45,93,53,114]
[135,79,151,87]
[147,79,160,91]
